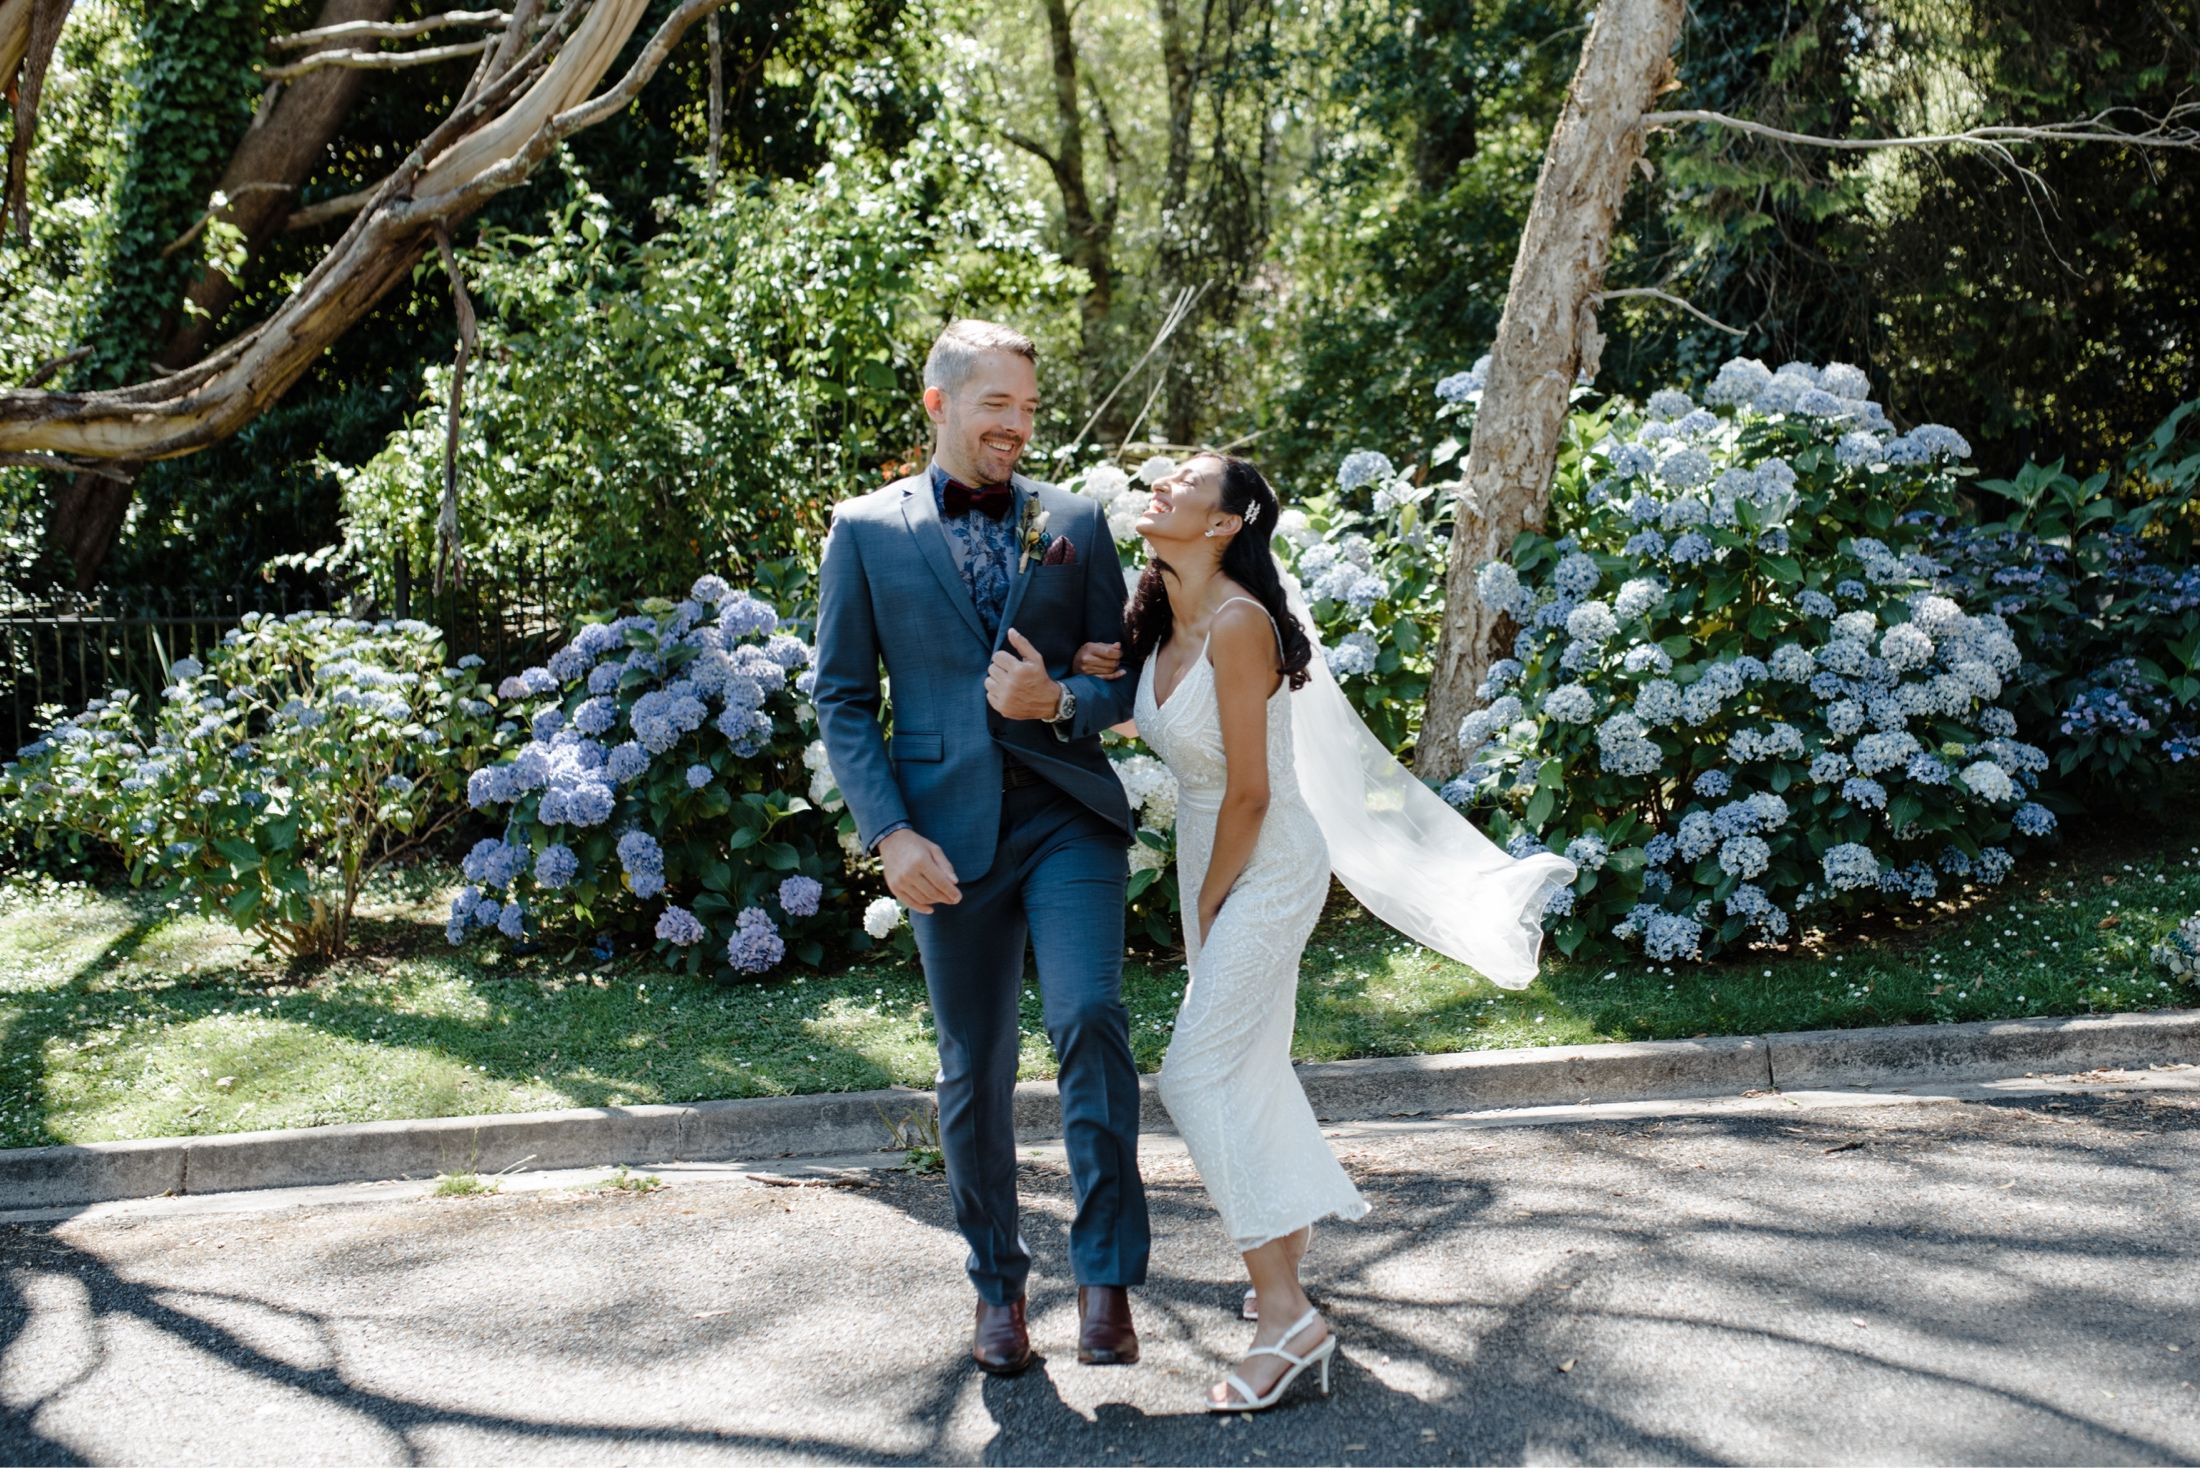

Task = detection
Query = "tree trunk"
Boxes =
[1035,0,1116,415]
[40,0,398,591]
[1416,0,1685,782]
[155,0,400,371]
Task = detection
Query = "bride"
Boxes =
[1074,452,1576,1413]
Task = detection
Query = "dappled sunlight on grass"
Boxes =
[3,811,2197,1147]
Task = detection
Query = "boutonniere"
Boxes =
[1018,500,1052,572]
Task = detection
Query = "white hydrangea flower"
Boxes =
[1880,623,1934,673]
[1136,455,1177,484]
[1107,491,1151,543]
[863,896,903,938]
[1959,760,2017,803]
[1081,464,1132,506]
[802,738,843,811]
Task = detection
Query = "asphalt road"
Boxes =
[3,1080,2196,1466]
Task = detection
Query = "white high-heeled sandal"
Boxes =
[1242,1224,1314,1320]
[1207,1305,1335,1414]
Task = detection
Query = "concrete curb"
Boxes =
[3,1009,2192,1212]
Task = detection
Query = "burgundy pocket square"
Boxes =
[1041,535,1077,566]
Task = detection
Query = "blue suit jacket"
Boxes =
[812,470,1138,882]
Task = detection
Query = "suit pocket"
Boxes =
[890,731,943,762]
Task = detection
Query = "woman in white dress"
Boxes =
[1076,452,1577,1414]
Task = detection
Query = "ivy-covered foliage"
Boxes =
[0,613,500,956]
[1449,357,2055,962]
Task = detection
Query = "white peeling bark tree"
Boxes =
[1415,1,2200,782]
[1417,0,1687,781]
[0,0,732,588]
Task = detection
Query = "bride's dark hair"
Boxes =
[1121,453,1315,691]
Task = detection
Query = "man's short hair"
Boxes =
[923,319,1038,397]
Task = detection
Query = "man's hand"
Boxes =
[986,628,1065,720]
[1071,641,1124,680]
[878,828,961,914]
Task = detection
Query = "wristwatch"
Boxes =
[1048,684,1078,731]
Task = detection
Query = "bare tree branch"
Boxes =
[282,184,377,232]
[999,125,1063,175]
[1641,101,2200,153]
[262,36,493,81]
[1595,285,1747,336]
[1,451,129,480]
[432,223,477,594]
[4,0,74,243]
[268,8,508,49]
[18,345,89,390]
[158,181,299,259]
[705,7,722,185]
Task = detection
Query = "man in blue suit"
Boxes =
[812,319,1146,1374]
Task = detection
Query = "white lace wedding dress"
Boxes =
[1136,601,1371,1251]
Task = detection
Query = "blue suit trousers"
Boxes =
[908,780,1148,1305]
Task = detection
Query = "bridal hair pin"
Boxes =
[1241,501,1263,526]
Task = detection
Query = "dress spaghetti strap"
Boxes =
[1214,595,1287,664]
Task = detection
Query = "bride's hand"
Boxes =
[1071,641,1124,679]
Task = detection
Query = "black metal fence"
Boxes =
[1,558,577,753]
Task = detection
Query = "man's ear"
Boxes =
[922,385,947,426]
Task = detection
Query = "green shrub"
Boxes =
[1,614,499,957]
[1930,399,2200,801]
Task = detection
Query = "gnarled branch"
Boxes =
[1595,286,1747,336]
[0,0,732,467]
[261,36,493,81]
[3,0,74,242]
[268,8,507,49]
[1641,101,2200,153]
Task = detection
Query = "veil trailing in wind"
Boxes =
[1278,560,1576,990]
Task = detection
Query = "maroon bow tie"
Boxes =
[943,478,1014,521]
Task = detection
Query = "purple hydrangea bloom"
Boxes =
[534,843,578,889]
[607,741,650,782]
[656,905,706,946]
[778,875,823,917]
[726,906,785,973]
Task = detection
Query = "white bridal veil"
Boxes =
[1278,561,1577,990]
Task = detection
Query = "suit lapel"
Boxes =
[993,476,1042,654]
[901,473,991,649]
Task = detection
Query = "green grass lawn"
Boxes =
[4,807,2197,1150]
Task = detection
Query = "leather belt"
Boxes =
[1002,762,1043,791]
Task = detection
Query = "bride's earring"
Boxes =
[1204,527,1221,538]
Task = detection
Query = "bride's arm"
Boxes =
[1195,602,1282,944]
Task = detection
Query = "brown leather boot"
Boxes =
[972,1296,1034,1375]
[1077,1285,1140,1365]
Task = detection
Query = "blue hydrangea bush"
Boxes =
[1446,357,2058,962]
[1930,398,2200,798]
[447,576,843,977]
[0,614,499,957]
[1269,433,1459,754]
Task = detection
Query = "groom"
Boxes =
[812,319,1147,1374]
